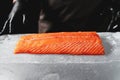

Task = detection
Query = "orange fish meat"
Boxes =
[14,32,105,55]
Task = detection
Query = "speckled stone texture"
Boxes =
[0,32,120,80]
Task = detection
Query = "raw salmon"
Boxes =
[14,32,105,55]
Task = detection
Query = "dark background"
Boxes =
[0,0,120,35]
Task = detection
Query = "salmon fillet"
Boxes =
[14,32,105,55]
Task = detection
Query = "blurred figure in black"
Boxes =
[0,0,41,34]
[1,0,120,35]
[0,0,13,34]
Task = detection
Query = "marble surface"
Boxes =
[0,32,120,80]
[0,32,120,63]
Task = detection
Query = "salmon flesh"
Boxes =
[14,32,105,55]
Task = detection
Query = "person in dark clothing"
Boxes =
[0,0,13,34]
[1,0,120,35]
